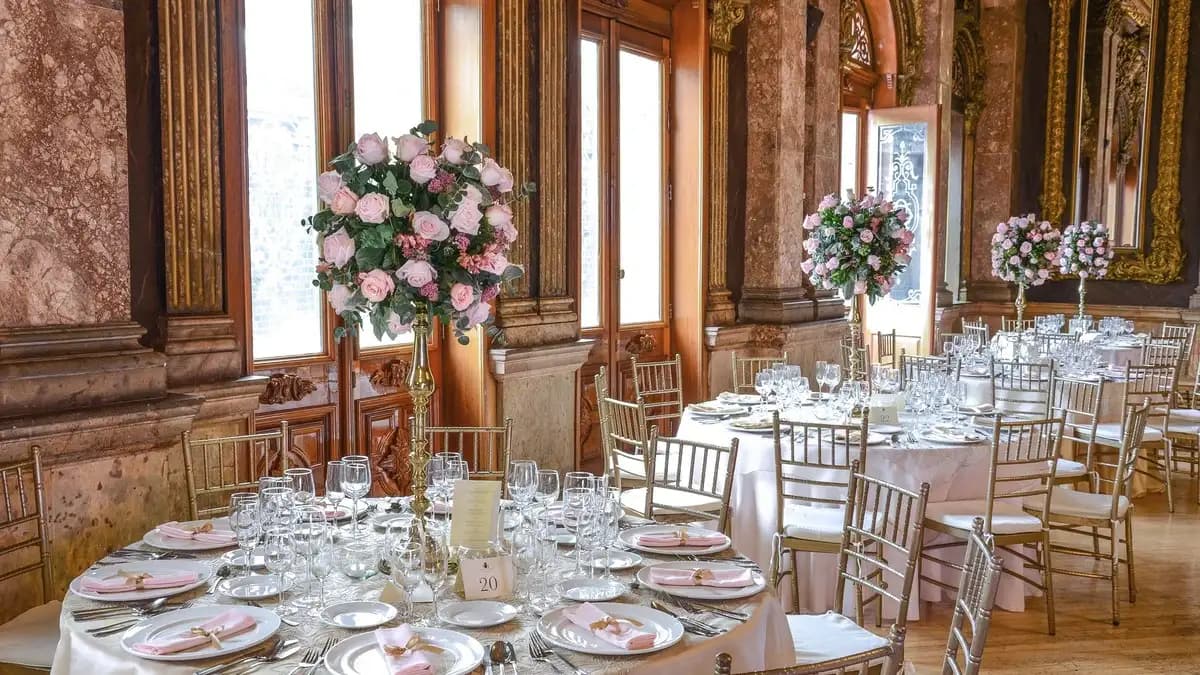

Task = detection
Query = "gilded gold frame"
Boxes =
[1041,0,1190,284]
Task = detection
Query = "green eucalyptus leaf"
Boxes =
[356,246,385,269]
[391,198,413,218]
[382,172,399,195]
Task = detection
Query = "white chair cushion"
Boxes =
[926,499,1043,534]
[780,505,880,543]
[1055,457,1088,478]
[619,487,722,516]
[788,611,891,665]
[1090,423,1163,446]
[0,600,61,668]
[1027,488,1129,520]
[1167,419,1200,436]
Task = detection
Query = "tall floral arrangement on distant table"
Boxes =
[801,191,913,379]
[304,120,532,521]
[1058,221,1113,319]
[989,214,1060,329]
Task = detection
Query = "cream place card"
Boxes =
[868,393,900,425]
[458,555,515,600]
[449,479,501,549]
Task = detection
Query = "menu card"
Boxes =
[449,479,501,549]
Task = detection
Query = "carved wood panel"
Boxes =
[356,393,416,496]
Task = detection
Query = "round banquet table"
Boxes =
[677,408,1044,618]
[53,500,793,674]
[989,331,1145,369]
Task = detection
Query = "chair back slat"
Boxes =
[731,351,787,394]
[982,416,1063,530]
[642,431,739,533]
[0,448,51,603]
[1141,339,1185,369]
[992,359,1055,419]
[1093,401,1151,521]
[900,353,958,389]
[963,318,990,345]
[631,354,684,433]
[183,423,290,520]
[941,518,1004,675]
[425,418,514,483]
[773,414,868,518]
[1001,317,1033,332]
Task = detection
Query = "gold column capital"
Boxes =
[708,0,749,52]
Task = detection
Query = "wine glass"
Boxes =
[285,468,315,507]
[827,363,843,394]
[561,487,593,578]
[445,460,469,502]
[421,534,449,625]
[263,526,296,615]
[563,471,592,493]
[341,459,371,537]
[260,486,295,529]
[815,361,830,398]
[506,459,537,515]
[228,493,259,578]
[309,527,334,611]
[509,525,539,612]
[597,488,622,580]
[391,541,423,622]
[324,460,344,508]
[292,507,328,607]
[427,456,447,507]
[535,469,559,510]
[754,370,775,410]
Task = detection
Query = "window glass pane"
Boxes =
[245,0,323,361]
[617,50,663,325]
[840,112,859,197]
[579,40,602,329]
[353,0,423,349]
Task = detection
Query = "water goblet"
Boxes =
[506,459,538,514]
[228,493,259,578]
[563,471,592,493]
[263,527,296,615]
[341,458,371,537]
[284,468,315,507]
[324,460,344,508]
[391,541,423,622]
[420,534,449,625]
[535,469,559,510]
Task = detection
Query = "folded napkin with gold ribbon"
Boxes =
[375,624,441,675]
[155,521,237,546]
[635,528,725,548]
[323,509,349,520]
[80,569,199,593]
[562,602,656,650]
[131,609,255,655]
[648,566,754,588]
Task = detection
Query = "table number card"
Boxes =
[449,479,501,549]
[868,393,900,425]
[458,555,515,600]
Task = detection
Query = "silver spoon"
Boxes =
[498,640,519,674]
[206,564,232,595]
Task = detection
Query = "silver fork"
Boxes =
[527,634,564,674]
[529,632,586,675]
[286,636,337,675]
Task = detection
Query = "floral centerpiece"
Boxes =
[989,214,1060,327]
[801,191,913,378]
[1058,220,1114,319]
[303,120,531,521]
[306,120,529,345]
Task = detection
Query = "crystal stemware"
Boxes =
[324,460,344,508]
[342,458,371,537]
[284,468,315,507]
[228,493,259,578]
[263,526,296,615]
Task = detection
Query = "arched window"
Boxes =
[841,0,879,107]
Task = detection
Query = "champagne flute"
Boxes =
[421,534,449,625]
[228,493,259,578]
[342,459,371,537]
[263,527,296,615]
[284,468,315,507]
[561,487,592,579]
[324,460,344,509]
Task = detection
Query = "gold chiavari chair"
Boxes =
[937,332,964,356]
[0,447,59,671]
[1049,376,1104,486]
[425,418,514,483]
[1027,401,1149,626]
[1000,317,1033,332]
[1158,321,1196,358]
[921,415,1064,635]
[182,422,290,520]
[1166,368,1200,502]
[1037,331,1079,356]
[874,330,900,368]
[1091,363,1178,511]
[991,359,1055,420]
[899,353,957,390]
[1140,338,1185,369]
[769,412,868,611]
[962,317,989,345]
[631,353,684,436]
[614,427,738,533]
[732,351,788,394]
[595,367,653,488]
[941,517,1004,675]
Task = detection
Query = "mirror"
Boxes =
[1069,0,1156,249]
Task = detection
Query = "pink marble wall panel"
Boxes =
[808,0,842,204]
[0,0,131,327]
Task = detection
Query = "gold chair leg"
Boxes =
[1125,514,1137,604]
[792,549,803,615]
[1109,519,1120,626]
[1163,442,1176,513]
[1041,530,1056,636]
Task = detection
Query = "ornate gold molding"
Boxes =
[259,373,317,405]
[496,0,532,299]
[709,0,748,51]
[159,0,223,313]
[952,11,987,135]
[1039,0,1073,224]
[538,0,569,299]
[368,359,411,389]
[892,0,925,106]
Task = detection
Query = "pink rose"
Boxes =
[355,132,389,165]
[1038,268,1050,279]
[853,280,867,294]
[814,263,827,276]
[818,194,838,210]
[355,192,390,223]
[482,252,509,275]
[997,222,1009,234]
[440,137,470,165]
[859,230,875,243]
[411,211,450,241]
[1031,233,1042,242]
[479,158,506,187]
[486,203,514,227]
[1009,255,1021,266]
[494,220,518,243]
[900,229,915,245]
[827,258,840,270]
[328,284,354,313]
[803,238,818,253]
[496,167,515,193]
[1019,242,1033,254]
[386,312,411,336]
[393,133,428,162]
[322,229,356,267]
[317,171,344,203]
[330,187,359,215]
[450,199,483,235]
[465,301,491,327]
[879,201,893,214]
[358,269,395,302]
[397,259,437,287]
[450,283,475,311]
[800,259,815,274]
[803,213,818,230]
[842,216,854,229]
[409,155,439,184]
[867,254,881,270]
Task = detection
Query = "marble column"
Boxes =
[967,0,1026,302]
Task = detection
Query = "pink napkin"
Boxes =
[374,625,436,675]
[155,521,237,546]
[132,609,256,655]
[648,566,754,588]
[324,509,348,520]
[635,529,726,548]
[80,569,199,593]
[562,603,657,651]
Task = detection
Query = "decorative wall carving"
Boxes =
[623,332,657,356]
[259,373,317,405]
[370,419,413,495]
[159,0,224,313]
[709,0,749,51]
[1039,0,1073,225]
[750,325,787,349]
[952,11,987,134]
[369,359,411,389]
[893,0,925,106]
[539,0,569,299]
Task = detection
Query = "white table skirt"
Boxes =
[677,410,1037,619]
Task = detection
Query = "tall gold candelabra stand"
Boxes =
[1077,276,1087,320]
[847,296,864,381]
[406,304,436,522]
[1014,283,1027,329]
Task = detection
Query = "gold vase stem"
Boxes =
[848,296,863,380]
[1077,276,1087,320]
[406,305,436,523]
[1015,283,1027,329]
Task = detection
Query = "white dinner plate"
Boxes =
[582,549,643,571]
[833,430,889,446]
[689,401,747,417]
[221,549,266,570]
[618,525,731,556]
[559,577,627,602]
[219,573,294,600]
[324,628,484,675]
[141,518,235,552]
[537,602,684,657]
[321,601,398,629]
[70,560,214,602]
[119,605,280,662]
[726,416,774,434]
[370,512,415,531]
[920,426,990,445]
[716,392,762,405]
[636,561,767,600]
[440,600,518,628]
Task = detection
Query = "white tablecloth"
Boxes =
[678,409,1037,619]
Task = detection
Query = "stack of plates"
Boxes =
[323,629,485,675]
[689,401,746,417]
[637,561,766,600]
[536,603,683,656]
